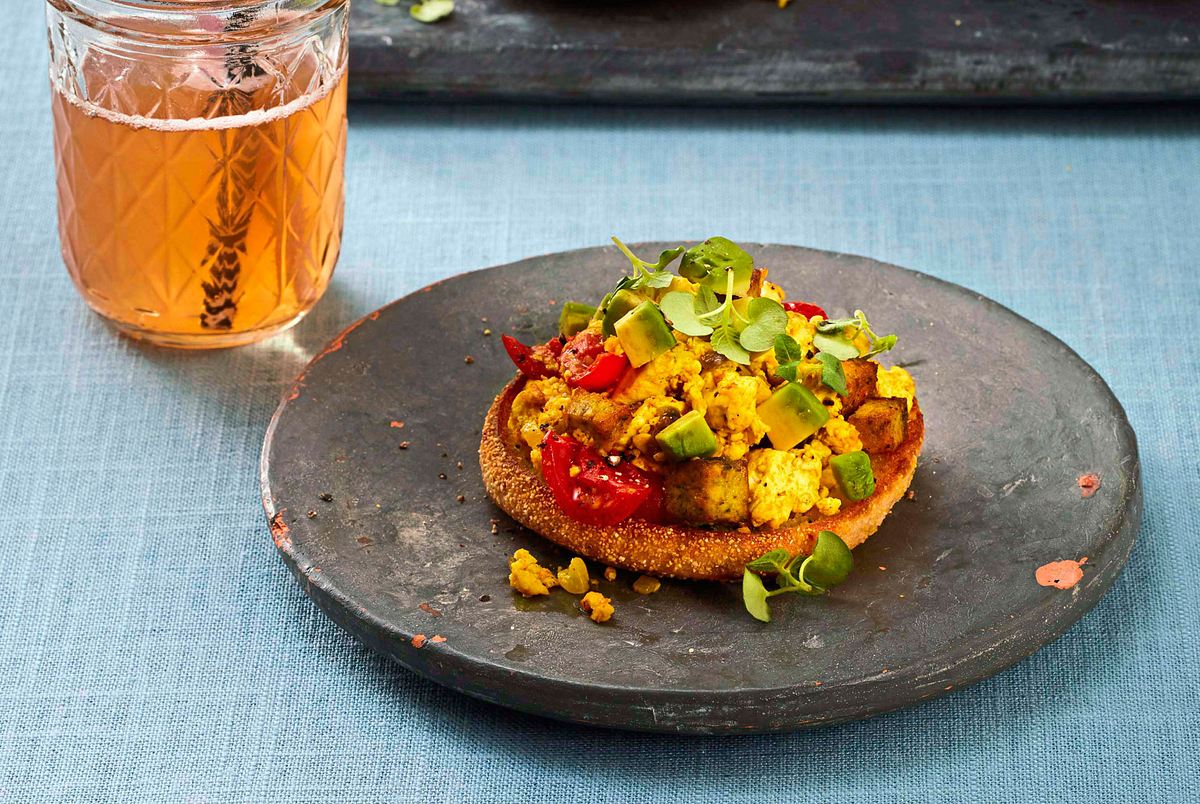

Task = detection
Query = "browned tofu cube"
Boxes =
[566,391,633,453]
[848,397,908,453]
[841,358,878,415]
[664,458,750,526]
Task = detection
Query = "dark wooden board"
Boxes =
[260,243,1140,734]
[349,0,1200,104]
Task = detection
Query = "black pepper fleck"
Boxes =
[479,594,491,602]
[319,493,333,503]
[439,473,447,480]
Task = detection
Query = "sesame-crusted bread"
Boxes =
[480,377,924,581]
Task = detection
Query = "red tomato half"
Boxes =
[540,433,659,526]
[559,332,629,391]
[783,301,827,319]
[502,334,562,379]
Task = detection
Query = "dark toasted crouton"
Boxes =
[841,359,878,415]
[566,392,633,453]
[848,397,908,453]
[664,458,750,526]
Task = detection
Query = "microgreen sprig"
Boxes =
[679,237,755,296]
[773,334,846,393]
[742,531,854,622]
[659,269,787,365]
[813,310,897,359]
[611,236,684,291]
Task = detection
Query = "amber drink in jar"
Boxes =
[47,0,348,348]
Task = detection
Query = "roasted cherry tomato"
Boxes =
[502,334,562,379]
[783,301,827,319]
[559,331,629,391]
[540,432,659,526]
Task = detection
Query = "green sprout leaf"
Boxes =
[409,0,453,22]
[774,333,804,363]
[746,549,791,573]
[801,531,854,589]
[812,331,861,360]
[741,533,855,621]
[711,324,751,365]
[866,334,898,357]
[660,291,713,337]
[738,297,788,353]
[814,351,847,395]
[694,286,721,317]
[680,237,754,296]
[611,237,684,292]
[742,569,772,623]
[814,311,897,358]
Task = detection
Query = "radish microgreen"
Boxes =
[611,236,684,291]
[742,531,854,622]
[814,310,897,358]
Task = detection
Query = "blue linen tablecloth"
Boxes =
[3,5,1198,802]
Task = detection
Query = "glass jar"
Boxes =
[46,0,349,348]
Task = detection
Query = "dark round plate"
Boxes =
[260,243,1140,734]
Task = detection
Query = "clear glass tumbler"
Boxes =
[46,0,349,348]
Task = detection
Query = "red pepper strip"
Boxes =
[502,334,560,379]
[540,433,658,526]
[783,301,827,319]
[559,332,629,391]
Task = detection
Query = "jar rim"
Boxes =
[48,0,346,39]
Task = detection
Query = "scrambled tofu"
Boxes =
[747,448,822,528]
[579,591,614,623]
[820,417,863,454]
[876,365,916,410]
[508,549,558,597]
[502,284,916,532]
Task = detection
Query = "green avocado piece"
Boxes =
[655,410,718,461]
[829,450,876,500]
[757,382,830,451]
[601,289,645,336]
[614,301,676,368]
[558,301,597,338]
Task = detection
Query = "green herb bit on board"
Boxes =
[407,0,454,22]
[742,531,854,622]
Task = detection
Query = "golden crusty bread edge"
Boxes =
[480,376,924,581]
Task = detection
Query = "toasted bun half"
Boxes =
[480,377,924,581]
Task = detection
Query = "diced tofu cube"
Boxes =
[847,397,908,453]
[840,358,878,415]
[664,458,750,526]
[566,391,634,453]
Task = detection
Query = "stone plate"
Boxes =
[260,244,1140,734]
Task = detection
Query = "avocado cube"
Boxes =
[830,450,876,501]
[601,289,645,337]
[558,301,597,338]
[655,409,718,461]
[614,301,676,368]
[664,458,750,526]
[757,382,830,451]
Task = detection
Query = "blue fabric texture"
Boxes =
[3,5,1198,802]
